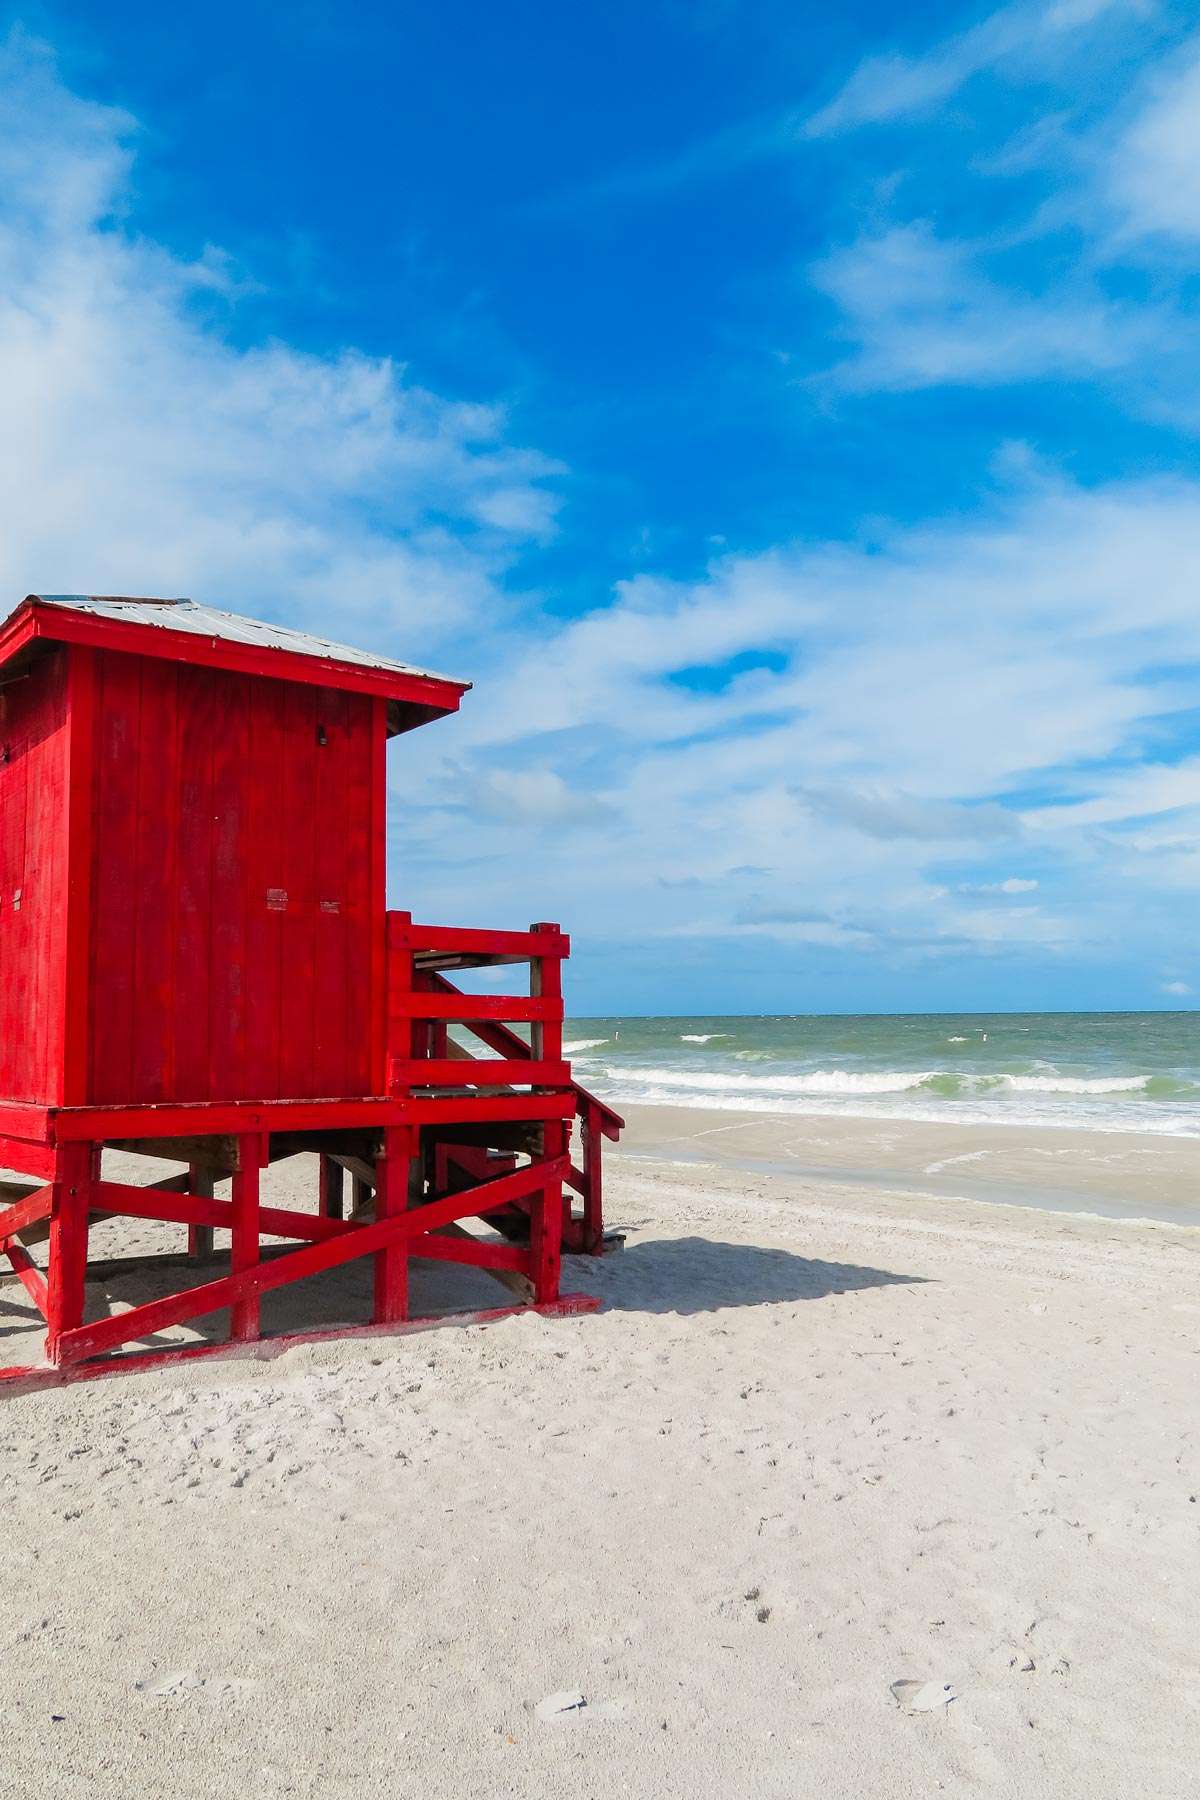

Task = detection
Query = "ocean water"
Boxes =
[561,1012,1200,1136]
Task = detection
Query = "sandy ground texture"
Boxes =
[1,1112,1198,1798]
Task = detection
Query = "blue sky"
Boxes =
[1,2,1199,1014]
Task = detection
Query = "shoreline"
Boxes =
[611,1100,1200,1228]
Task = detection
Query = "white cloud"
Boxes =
[963,877,1040,892]
[806,0,1130,136]
[408,468,1200,979]
[1161,980,1192,995]
[811,223,1155,392]
[0,31,559,663]
[1109,41,1200,241]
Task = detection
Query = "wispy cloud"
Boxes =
[1108,39,1200,241]
[810,222,1152,391]
[806,0,1135,137]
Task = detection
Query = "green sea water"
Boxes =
[561,1011,1200,1136]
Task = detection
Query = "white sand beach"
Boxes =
[2,1107,1198,1797]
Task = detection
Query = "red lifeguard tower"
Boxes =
[0,594,621,1378]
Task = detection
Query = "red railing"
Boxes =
[384,912,622,1251]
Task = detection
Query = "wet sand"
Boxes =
[615,1102,1200,1225]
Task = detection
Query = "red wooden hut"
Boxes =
[0,594,621,1379]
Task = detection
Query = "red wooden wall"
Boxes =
[0,647,70,1104]
[81,648,386,1106]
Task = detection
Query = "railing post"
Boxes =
[529,922,563,1076]
[387,909,415,1097]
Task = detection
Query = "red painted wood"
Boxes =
[6,1241,49,1317]
[312,687,349,1095]
[56,1155,569,1362]
[229,1136,261,1342]
[531,1125,566,1304]
[89,651,142,1102]
[409,1233,529,1274]
[389,1058,570,1088]
[394,992,564,1023]
[186,1161,215,1262]
[18,600,468,719]
[0,646,70,1104]
[131,656,180,1101]
[173,661,216,1100]
[388,918,570,961]
[50,1098,407,1139]
[62,648,96,1104]
[0,1135,55,1178]
[83,652,382,1106]
[408,1094,575,1124]
[45,1142,93,1359]
[373,1123,411,1324]
[365,699,388,1094]
[0,1184,52,1244]
[91,1179,351,1243]
[418,971,624,1139]
[242,674,285,1101]
[209,673,250,1103]
[319,1156,344,1220]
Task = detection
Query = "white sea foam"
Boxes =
[606,1065,935,1095]
[612,1084,1200,1136]
[1001,1074,1149,1095]
[564,1038,607,1054]
[679,1032,730,1043]
[947,1036,968,1043]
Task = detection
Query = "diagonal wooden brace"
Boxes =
[54,1155,569,1365]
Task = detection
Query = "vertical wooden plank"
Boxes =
[312,687,349,1095]
[366,698,388,1095]
[229,1135,262,1341]
[45,1140,93,1361]
[62,647,96,1105]
[186,1162,215,1262]
[319,1155,344,1219]
[242,675,287,1100]
[173,663,216,1101]
[373,1124,411,1323]
[21,649,70,1105]
[387,909,414,1098]
[88,651,142,1104]
[278,683,317,1098]
[342,692,377,1095]
[208,673,249,1102]
[131,660,180,1102]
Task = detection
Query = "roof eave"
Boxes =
[0,598,470,723]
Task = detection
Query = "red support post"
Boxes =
[531,1125,566,1304]
[319,1155,344,1219]
[373,1124,412,1324]
[45,1141,95,1363]
[186,1162,215,1261]
[229,1134,263,1342]
[583,1100,603,1249]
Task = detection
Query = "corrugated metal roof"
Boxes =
[28,595,467,688]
